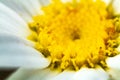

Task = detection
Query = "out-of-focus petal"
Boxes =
[0,2,30,38]
[8,68,59,80]
[112,0,120,15]
[102,0,112,6]
[49,70,75,80]
[0,34,50,68]
[72,68,109,80]
[0,0,43,22]
[39,0,50,6]
[7,68,41,80]
[107,68,120,80]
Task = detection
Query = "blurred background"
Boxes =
[0,69,17,80]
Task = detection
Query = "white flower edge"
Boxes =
[0,0,49,22]
[0,2,31,38]
[7,68,109,80]
[0,2,50,68]
[112,0,120,15]
[0,33,50,69]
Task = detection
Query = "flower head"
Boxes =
[29,0,119,71]
[0,0,120,80]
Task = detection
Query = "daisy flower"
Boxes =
[0,0,120,80]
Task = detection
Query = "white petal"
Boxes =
[72,68,109,80]
[112,0,120,15]
[29,0,44,14]
[107,68,120,80]
[0,2,30,38]
[39,0,50,6]
[49,70,75,80]
[0,33,33,46]
[0,34,50,68]
[7,68,40,80]
[27,68,109,80]
[28,69,59,80]
[106,54,120,69]
[102,0,112,6]
[8,68,109,80]
[8,68,59,80]
[0,0,42,22]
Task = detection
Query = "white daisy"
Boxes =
[0,0,120,80]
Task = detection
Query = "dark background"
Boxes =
[0,69,17,80]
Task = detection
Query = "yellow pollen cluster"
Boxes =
[29,0,119,70]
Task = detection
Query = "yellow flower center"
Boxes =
[28,0,120,70]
